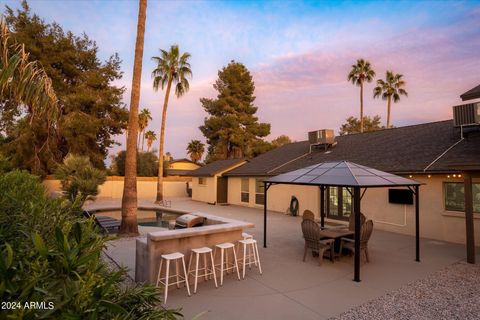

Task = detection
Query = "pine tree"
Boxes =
[200,61,270,162]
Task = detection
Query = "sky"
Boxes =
[3,0,480,162]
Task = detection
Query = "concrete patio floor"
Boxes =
[95,197,474,320]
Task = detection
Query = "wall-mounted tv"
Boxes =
[388,189,413,205]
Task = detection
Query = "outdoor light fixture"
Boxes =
[428,175,431,178]
[447,175,451,178]
[453,174,457,178]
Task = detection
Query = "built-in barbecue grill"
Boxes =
[175,214,205,229]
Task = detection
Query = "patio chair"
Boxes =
[302,210,315,221]
[339,219,374,263]
[83,210,120,234]
[301,219,334,265]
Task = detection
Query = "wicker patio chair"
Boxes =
[301,219,334,265]
[302,210,315,221]
[339,219,374,263]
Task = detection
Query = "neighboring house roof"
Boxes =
[169,158,196,164]
[460,84,480,101]
[225,120,480,177]
[189,158,247,177]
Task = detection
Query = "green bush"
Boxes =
[54,154,107,204]
[0,171,182,319]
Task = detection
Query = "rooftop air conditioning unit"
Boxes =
[453,103,480,127]
[308,129,335,145]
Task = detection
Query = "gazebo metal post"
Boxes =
[263,181,269,248]
[415,185,420,262]
[353,187,361,282]
[320,186,325,228]
[464,172,475,264]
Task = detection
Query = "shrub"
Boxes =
[54,154,107,203]
[0,170,182,319]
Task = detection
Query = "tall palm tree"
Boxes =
[119,0,147,236]
[347,59,376,133]
[138,108,152,151]
[373,71,408,128]
[144,130,156,152]
[186,139,205,163]
[152,44,192,203]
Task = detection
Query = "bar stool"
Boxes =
[156,252,190,304]
[242,232,253,239]
[213,242,240,285]
[187,247,218,293]
[238,238,262,279]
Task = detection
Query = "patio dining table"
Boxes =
[319,228,354,254]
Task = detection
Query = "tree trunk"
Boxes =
[387,96,391,129]
[360,82,364,133]
[156,78,172,203]
[119,0,147,236]
[141,132,145,151]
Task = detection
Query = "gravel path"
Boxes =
[331,261,480,320]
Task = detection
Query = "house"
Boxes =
[166,158,202,176]
[191,91,480,246]
[189,158,247,204]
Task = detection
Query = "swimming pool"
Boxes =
[94,209,181,228]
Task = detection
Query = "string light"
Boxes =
[453,174,457,178]
[409,175,413,178]
[447,175,450,178]
[427,175,431,178]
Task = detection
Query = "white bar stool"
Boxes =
[238,238,262,279]
[156,252,190,304]
[213,242,240,285]
[187,247,218,293]
[242,232,253,239]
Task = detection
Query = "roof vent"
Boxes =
[308,129,335,152]
[453,103,480,127]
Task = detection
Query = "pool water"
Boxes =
[94,210,180,228]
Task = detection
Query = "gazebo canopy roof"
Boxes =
[265,160,421,187]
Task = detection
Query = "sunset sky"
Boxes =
[4,0,480,161]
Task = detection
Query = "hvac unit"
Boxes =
[308,129,335,145]
[453,103,480,127]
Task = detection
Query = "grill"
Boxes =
[175,214,205,229]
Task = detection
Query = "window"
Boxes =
[326,187,351,220]
[342,187,352,217]
[444,182,480,213]
[198,177,206,185]
[241,178,249,203]
[255,179,265,205]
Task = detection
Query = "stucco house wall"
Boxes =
[169,161,201,171]
[227,175,480,246]
[191,176,217,204]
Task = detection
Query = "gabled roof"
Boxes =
[225,120,480,176]
[266,161,421,187]
[169,158,196,164]
[460,84,480,101]
[189,158,247,177]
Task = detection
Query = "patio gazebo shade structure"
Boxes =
[263,161,422,282]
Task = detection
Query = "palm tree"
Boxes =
[119,0,147,236]
[186,140,205,163]
[145,130,156,152]
[373,71,408,128]
[347,59,376,133]
[138,108,152,151]
[152,44,192,203]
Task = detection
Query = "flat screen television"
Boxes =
[388,189,413,205]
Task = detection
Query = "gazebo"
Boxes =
[263,160,422,282]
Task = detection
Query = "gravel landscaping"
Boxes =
[331,261,480,320]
